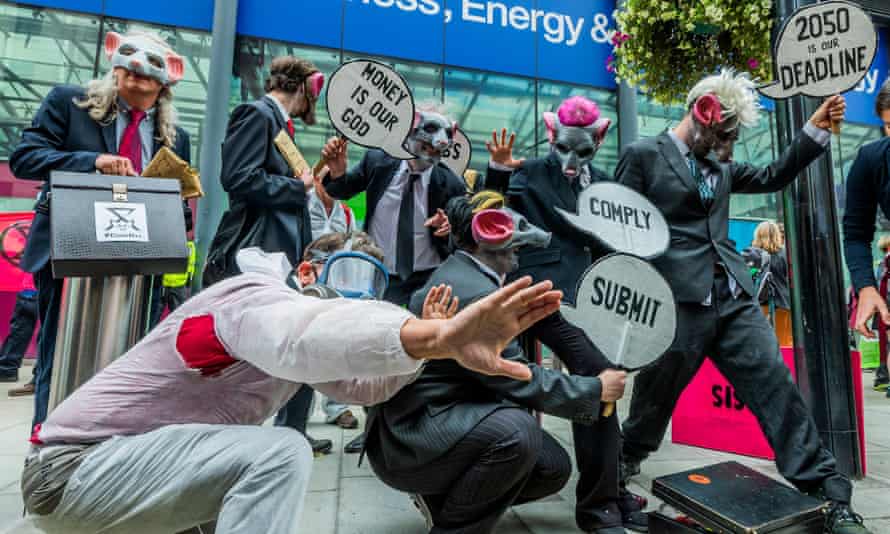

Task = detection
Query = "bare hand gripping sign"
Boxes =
[759,0,877,99]
[556,181,670,259]
[326,59,417,160]
[562,254,676,371]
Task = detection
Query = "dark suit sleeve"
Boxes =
[322,150,375,200]
[467,339,602,425]
[484,165,514,194]
[220,104,307,210]
[729,129,826,194]
[9,87,100,181]
[615,144,646,193]
[843,146,881,292]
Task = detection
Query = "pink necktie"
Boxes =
[287,118,295,138]
[118,109,146,174]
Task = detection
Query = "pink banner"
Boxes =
[0,211,34,292]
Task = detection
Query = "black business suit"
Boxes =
[366,252,602,533]
[323,149,466,305]
[203,96,313,286]
[488,155,628,530]
[617,129,851,503]
[9,84,191,427]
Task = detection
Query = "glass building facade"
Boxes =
[0,0,887,257]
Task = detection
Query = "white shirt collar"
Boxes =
[667,129,691,158]
[397,160,434,187]
[266,94,290,125]
[117,97,156,120]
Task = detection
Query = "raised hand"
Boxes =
[422,284,459,320]
[438,277,562,381]
[809,95,846,131]
[485,128,525,169]
[424,208,451,237]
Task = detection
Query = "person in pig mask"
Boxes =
[9,30,191,431]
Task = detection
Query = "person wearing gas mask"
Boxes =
[203,55,325,286]
[6,236,563,534]
[9,30,192,430]
[615,70,868,534]
[321,104,467,306]
[484,98,647,534]
[365,195,627,534]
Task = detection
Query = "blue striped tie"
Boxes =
[688,156,714,204]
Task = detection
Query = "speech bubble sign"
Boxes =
[556,181,670,259]
[759,0,877,99]
[441,127,472,177]
[326,59,416,160]
[562,254,676,370]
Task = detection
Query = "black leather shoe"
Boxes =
[307,435,333,456]
[0,372,18,383]
[344,432,365,454]
[826,503,872,534]
[618,490,649,532]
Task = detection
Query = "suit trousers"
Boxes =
[274,384,315,434]
[368,408,571,534]
[385,269,435,307]
[32,263,63,429]
[526,312,623,530]
[622,271,852,503]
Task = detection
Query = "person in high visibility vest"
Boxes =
[150,241,196,328]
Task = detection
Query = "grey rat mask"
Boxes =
[405,110,456,167]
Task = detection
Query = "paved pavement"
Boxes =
[1,362,889,533]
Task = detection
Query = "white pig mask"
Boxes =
[104,31,184,86]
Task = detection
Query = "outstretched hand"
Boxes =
[486,128,525,169]
[438,277,562,381]
[422,284,459,320]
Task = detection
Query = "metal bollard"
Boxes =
[47,275,148,413]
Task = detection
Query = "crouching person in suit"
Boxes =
[365,195,627,534]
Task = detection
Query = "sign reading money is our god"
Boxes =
[441,127,472,177]
[556,181,670,259]
[759,0,877,99]
[562,254,677,370]
[326,59,417,160]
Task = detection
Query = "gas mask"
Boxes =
[472,209,551,276]
[405,111,457,169]
[104,31,184,86]
[689,93,739,163]
[314,250,390,300]
[544,96,610,180]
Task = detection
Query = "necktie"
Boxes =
[286,118,295,138]
[688,155,714,205]
[396,173,422,279]
[118,109,146,174]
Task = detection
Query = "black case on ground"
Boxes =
[50,172,187,277]
[651,462,826,534]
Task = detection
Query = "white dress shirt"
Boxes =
[369,161,440,276]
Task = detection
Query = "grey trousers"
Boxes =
[16,424,312,534]
[622,271,852,503]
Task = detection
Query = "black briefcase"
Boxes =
[50,172,188,277]
[649,512,709,533]
[652,462,827,534]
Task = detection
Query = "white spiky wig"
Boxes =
[685,69,762,128]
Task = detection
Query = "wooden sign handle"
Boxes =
[602,402,615,417]
[831,119,842,135]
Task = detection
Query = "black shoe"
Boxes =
[618,490,649,532]
[307,435,332,456]
[825,503,871,534]
[344,432,365,454]
[0,371,18,383]
[620,458,642,483]
[874,364,889,391]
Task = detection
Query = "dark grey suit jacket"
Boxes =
[615,130,825,303]
[9,85,191,273]
[366,252,602,471]
[204,96,313,285]
[323,149,466,262]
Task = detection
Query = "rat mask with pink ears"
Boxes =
[405,110,457,169]
[543,96,611,180]
[104,31,184,86]
[689,93,739,162]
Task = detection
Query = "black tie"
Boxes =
[396,173,421,279]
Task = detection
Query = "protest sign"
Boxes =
[759,0,877,99]
[326,59,416,160]
[556,181,670,259]
[441,127,472,177]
